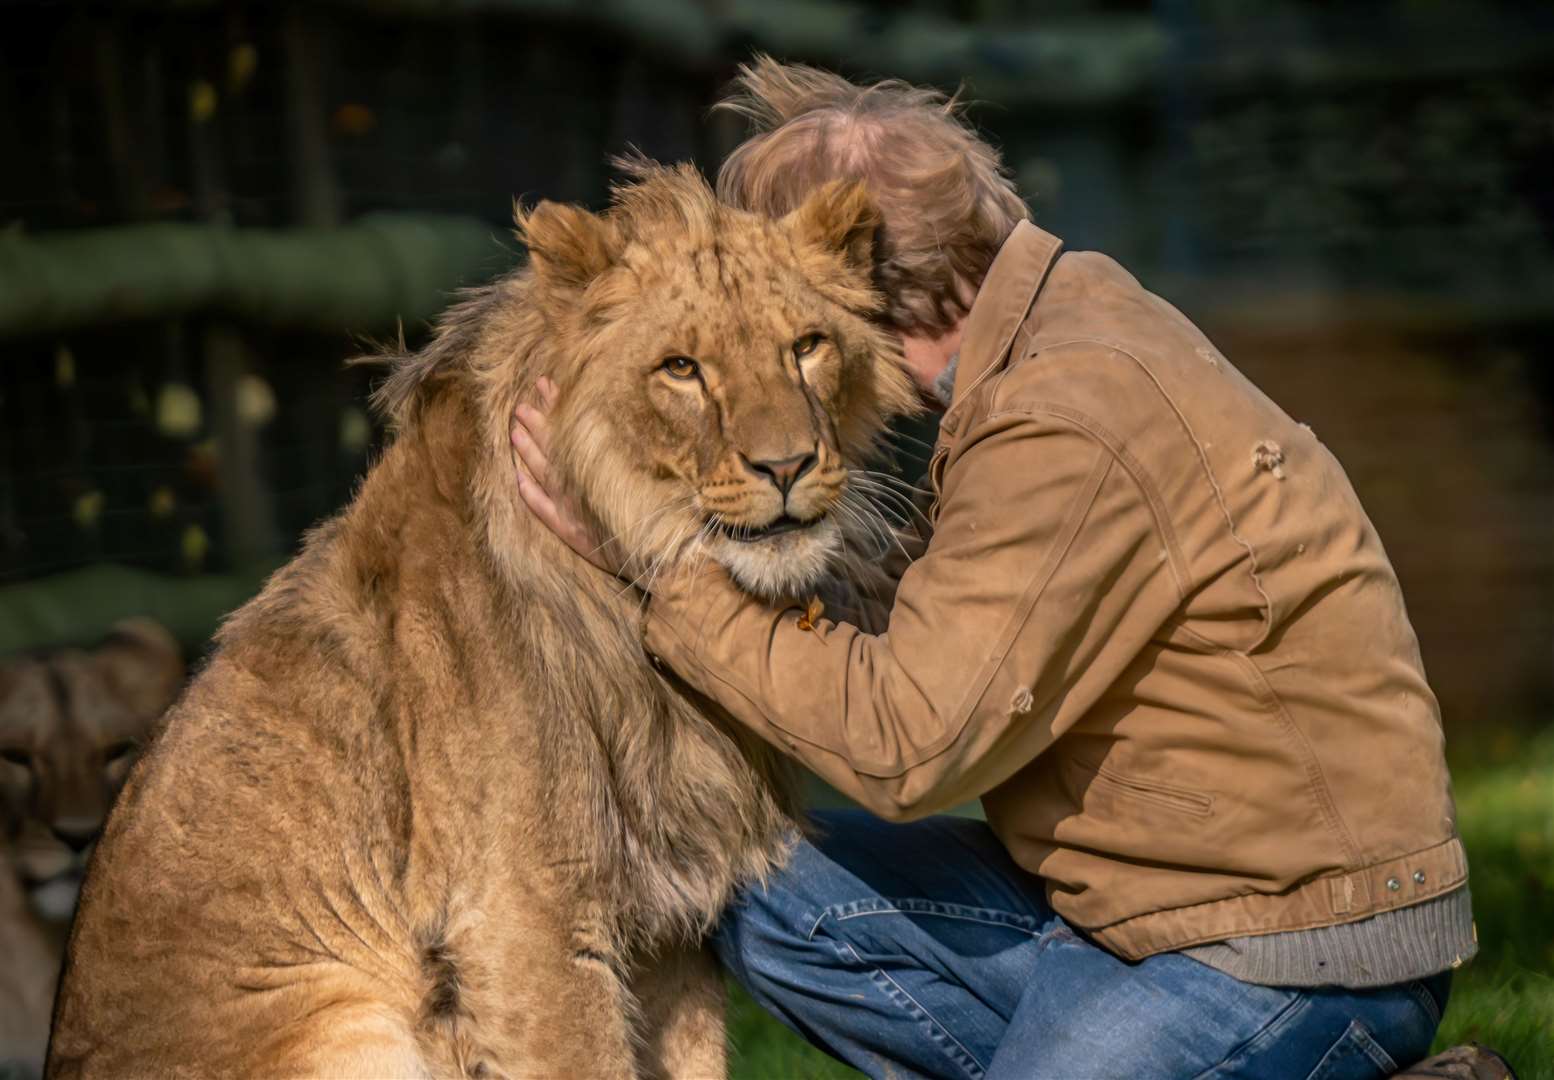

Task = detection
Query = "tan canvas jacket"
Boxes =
[643,221,1467,961]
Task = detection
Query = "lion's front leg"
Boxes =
[457,894,640,1080]
[632,944,727,1080]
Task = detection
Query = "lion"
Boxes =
[48,163,917,1078]
[0,619,183,1077]
[1,856,54,1080]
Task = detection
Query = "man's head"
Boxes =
[716,55,1030,342]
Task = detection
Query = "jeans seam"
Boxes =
[1349,1021,1400,1073]
[836,940,987,1080]
[1301,1020,1400,1080]
[1189,993,1309,1080]
[1404,980,1442,1025]
[808,897,1042,941]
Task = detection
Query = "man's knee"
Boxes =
[711,838,848,998]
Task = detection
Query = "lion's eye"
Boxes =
[793,334,825,359]
[661,356,699,380]
[0,747,28,767]
[103,740,137,764]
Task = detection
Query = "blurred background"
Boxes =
[1,1,1550,1076]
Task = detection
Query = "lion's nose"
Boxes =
[49,818,100,854]
[743,452,818,498]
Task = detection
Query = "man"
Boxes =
[512,58,1501,1079]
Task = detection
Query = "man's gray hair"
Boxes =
[715,55,1030,336]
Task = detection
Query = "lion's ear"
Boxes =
[94,617,184,720]
[783,180,879,273]
[515,200,618,291]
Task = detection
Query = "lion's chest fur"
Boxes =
[522,634,797,948]
[209,435,798,964]
[441,577,797,953]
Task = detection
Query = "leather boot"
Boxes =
[1393,1044,1519,1080]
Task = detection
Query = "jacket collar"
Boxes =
[945,221,1064,421]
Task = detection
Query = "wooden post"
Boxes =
[92,17,151,222]
[189,17,279,570]
[281,4,341,229]
[201,324,277,568]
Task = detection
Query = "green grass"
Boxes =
[729,984,859,1080]
[728,735,1554,1078]
[1431,733,1554,1077]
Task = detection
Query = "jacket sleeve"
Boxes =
[642,409,1183,820]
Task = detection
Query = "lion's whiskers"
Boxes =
[596,492,697,567]
[882,428,936,455]
[854,467,931,500]
[600,494,702,599]
[619,512,699,598]
[847,477,923,530]
[830,499,881,559]
[682,513,722,584]
[836,490,906,563]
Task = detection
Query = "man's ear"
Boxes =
[514,199,618,292]
[783,180,880,273]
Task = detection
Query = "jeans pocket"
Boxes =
[1305,1020,1399,1080]
[1404,977,1445,1026]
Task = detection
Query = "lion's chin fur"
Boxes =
[706,515,844,599]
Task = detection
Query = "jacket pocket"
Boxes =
[1067,756,1215,819]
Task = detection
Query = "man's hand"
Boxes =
[510,377,623,577]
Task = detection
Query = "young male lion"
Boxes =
[48,164,916,1078]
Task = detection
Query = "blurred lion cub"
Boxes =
[0,619,182,1078]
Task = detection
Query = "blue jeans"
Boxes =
[714,811,1448,1080]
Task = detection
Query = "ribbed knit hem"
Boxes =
[1182,884,1476,989]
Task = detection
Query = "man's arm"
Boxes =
[644,409,1184,820]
